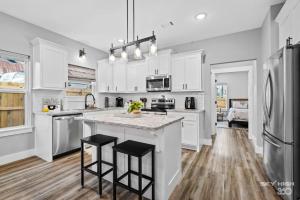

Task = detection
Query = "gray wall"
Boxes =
[216,71,248,101]
[0,12,107,158]
[166,28,262,144]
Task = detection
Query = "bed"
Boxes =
[227,99,248,128]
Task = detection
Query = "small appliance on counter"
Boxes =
[42,98,61,112]
[104,97,109,108]
[185,97,196,109]
[140,98,147,108]
[116,97,124,107]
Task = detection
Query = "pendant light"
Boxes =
[108,0,157,61]
[134,37,142,59]
[149,31,157,56]
[121,46,128,60]
[109,44,116,62]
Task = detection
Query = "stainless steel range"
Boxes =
[141,96,175,113]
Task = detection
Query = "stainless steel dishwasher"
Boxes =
[52,114,83,157]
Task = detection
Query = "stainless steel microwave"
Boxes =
[146,75,171,92]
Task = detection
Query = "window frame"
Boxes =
[0,50,32,134]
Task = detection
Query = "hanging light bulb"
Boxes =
[134,43,142,59]
[149,31,157,56]
[109,44,115,62]
[149,39,157,56]
[121,46,128,61]
[109,50,115,62]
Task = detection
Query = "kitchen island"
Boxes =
[77,112,183,200]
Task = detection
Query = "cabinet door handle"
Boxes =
[157,69,159,74]
[116,86,117,91]
[185,84,188,90]
[182,121,184,127]
[108,85,109,91]
[182,84,184,90]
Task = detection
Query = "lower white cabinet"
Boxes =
[167,111,205,152]
[181,120,198,146]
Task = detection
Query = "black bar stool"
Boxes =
[81,134,117,195]
[112,140,155,200]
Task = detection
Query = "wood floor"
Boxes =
[0,128,281,200]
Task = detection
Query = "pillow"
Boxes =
[232,100,248,109]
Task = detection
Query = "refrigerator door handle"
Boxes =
[264,134,281,149]
[263,71,273,121]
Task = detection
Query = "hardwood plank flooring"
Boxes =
[0,128,281,200]
[170,128,281,200]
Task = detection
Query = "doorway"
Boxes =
[210,60,258,145]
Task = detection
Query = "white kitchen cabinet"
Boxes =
[181,120,198,146]
[292,1,300,44]
[276,0,300,47]
[97,60,113,92]
[148,49,171,75]
[31,38,68,90]
[113,61,127,92]
[127,61,147,92]
[167,110,205,152]
[171,51,203,92]
[171,57,185,91]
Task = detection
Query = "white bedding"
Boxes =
[227,108,248,122]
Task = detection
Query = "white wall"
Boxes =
[216,71,248,102]
[0,12,107,158]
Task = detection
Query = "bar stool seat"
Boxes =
[113,140,155,200]
[81,134,117,196]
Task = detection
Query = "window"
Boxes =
[66,64,95,96]
[0,50,30,129]
[216,83,228,110]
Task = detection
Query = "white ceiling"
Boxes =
[0,0,284,52]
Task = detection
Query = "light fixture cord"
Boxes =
[133,0,135,41]
[127,0,128,43]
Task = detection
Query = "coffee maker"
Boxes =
[116,97,124,107]
[185,97,196,109]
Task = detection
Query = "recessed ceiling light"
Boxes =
[117,39,125,43]
[195,13,207,20]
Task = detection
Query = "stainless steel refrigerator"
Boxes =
[263,44,300,200]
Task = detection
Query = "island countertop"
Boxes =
[76,113,184,131]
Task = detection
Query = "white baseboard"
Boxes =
[255,145,263,155]
[0,149,35,165]
[200,138,212,146]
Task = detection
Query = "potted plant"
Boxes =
[127,101,144,115]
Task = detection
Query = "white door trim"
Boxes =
[210,60,258,150]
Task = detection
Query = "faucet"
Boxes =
[85,93,96,109]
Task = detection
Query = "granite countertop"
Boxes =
[167,109,205,113]
[76,113,184,131]
[34,107,125,116]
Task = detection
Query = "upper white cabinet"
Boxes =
[127,61,147,92]
[276,0,300,47]
[97,59,113,92]
[171,51,203,92]
[147,49,172,75]
[31,38,68,90]
[112,61,127,92]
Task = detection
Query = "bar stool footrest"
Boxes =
[115,170,154,195]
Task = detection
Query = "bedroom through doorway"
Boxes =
[210,60,258,145]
